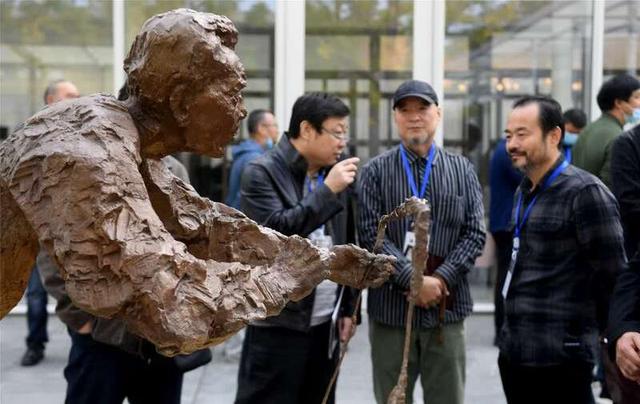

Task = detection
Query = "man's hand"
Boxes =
[324,157,360,194]
[616,332,640,382]
[338,316,356,343]
[413,276,448,308]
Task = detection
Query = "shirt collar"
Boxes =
[521,154,566,194]
[602,112,624,129]
[398,143,440,166]
[277,134,308,179]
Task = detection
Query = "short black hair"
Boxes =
[513,95,564,149]
[597,74,640,112]
[287,92,350,138]
[247,109,271,135]
[43,79,67,104]
[563,108,587,129]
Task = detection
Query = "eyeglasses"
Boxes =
[321,127,350,143]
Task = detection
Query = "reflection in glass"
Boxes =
[604,0,640,79]
[305,0,413,161]
[0,0,113,132]
[444,0,593,181]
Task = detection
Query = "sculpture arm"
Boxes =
[141,159,393,289]
[8,147,386,355]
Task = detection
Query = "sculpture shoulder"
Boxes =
[0,94,141,182]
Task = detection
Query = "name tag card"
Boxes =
[403,229,416,262]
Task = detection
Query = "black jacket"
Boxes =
[611,126,640,257]
[608,251,640,359]
[240,134,357,331]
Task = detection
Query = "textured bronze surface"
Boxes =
[0,9,393,355]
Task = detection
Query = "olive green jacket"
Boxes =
[572,113,623,188]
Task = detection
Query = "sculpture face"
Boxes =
[125,8,247,157]
[181,48,247,157]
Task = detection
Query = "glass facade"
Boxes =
[305,0,413,161]
[0,0,113,134]
[603,0,640,79]
[444,1,594,185]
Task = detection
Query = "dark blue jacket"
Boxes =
[489,138,522,233]
[225,139,264,209]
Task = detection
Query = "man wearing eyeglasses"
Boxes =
[235,92,359,404]
[358,80,486,404]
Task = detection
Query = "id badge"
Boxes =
[501,269,513,300]
[403,230,416,263]
[328,286,345,359]
[501,242,519,299]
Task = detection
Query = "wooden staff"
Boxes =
[321,197,430,404]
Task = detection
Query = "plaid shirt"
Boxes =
[357,145,486,328]
[499,156,626,366]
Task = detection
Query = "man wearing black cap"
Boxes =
[357,80,486,403]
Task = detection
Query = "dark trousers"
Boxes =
[235,321,338,404]
[492,231,512,341]
[64,330,183,404]
[25,265,48,350]
[498,354,595,404]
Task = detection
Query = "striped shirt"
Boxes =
[357,144,486,328]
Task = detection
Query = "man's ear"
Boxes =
[549,126,562,148]
[299,121,313,141]
[613,98,627,112]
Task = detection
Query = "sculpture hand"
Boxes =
[327,244,395,289]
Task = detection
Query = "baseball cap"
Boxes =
[392,80,439,109]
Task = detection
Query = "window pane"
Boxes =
[444,0,593,183]
[604,0,640,78]
[0,0,113,134]
[305,0,413,161]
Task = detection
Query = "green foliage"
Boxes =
[0,0,272,47]
[306,0,412,32]
[1,0,112,46]
[446,0,550,49]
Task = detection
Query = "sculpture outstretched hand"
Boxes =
[0,8,394,355]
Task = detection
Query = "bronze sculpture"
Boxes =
[0,9,393,355]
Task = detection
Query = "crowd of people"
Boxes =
[13,70,640,404]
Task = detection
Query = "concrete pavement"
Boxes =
[0,314,608,403]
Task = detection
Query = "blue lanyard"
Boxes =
[513,160,569,243]
[306,171,324,194]
[306,172,326,234]
[564,147,572,164]
[399,143,436,199]
[503,160,568,300]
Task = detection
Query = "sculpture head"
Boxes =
[124,8,247,157]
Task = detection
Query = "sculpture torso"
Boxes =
[0,94,144,317]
